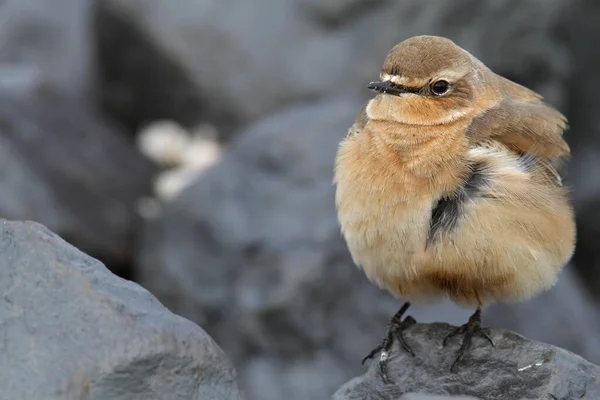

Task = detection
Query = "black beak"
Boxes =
[368,81,414,96]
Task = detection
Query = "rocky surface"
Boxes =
[332,323,600,400]
[0,219,245,400]
[0,93,156,272]
[399,396,477,400]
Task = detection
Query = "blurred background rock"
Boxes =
[1,0,599,399]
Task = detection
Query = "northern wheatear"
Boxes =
[334,35,576,379]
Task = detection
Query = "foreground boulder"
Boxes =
[0,219,245,400]
[333,323,600,400]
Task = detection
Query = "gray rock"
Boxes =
[0,93,156,270]
[400,395,478,400]
[332,323,600,400]
[0,0,92,98]
[334,380,480,400]
[97,0,570,133]
[0,218,245,400]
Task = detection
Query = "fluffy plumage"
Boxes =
[334,35,575,307]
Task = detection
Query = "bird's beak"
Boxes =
[367,81,412,96]
[368,81,421,96]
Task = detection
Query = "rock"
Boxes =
[0,219,245,400]
[0,0,92,99]
[0,93,156,273]
[332,323,600,400]
[400,395,478,400]
[96,0,570,135]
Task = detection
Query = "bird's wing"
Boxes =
[466,96,569,159]
[466,89,569,187]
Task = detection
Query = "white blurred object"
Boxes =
[137,120,223,201]
[154,166,204,201]
[184,124,221,168]
[137,120,191,167]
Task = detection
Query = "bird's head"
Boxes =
[366,35,494,126]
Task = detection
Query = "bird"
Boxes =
[333,35,576,380]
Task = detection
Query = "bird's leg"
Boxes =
[443,306,494,372]
[362,301,416,383]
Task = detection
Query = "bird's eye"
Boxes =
[431,80,449,96]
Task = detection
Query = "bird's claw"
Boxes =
[361,344,384,365]
[443,307,494,372]
[362,302,416,383]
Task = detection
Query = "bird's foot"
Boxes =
[362,302,416,383]
[443,307,494,372]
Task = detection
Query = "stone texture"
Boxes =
[0,93,156,271]
[400,395,478,400]
[0,0,92,99]
[96,0,570,134]
[332,323,600,400]
[0,219,245,400]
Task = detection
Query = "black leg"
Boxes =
[362,301,416,383]
[443,307,494,372]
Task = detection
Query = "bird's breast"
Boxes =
[334,128,575,305]
[333,123,468,294]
